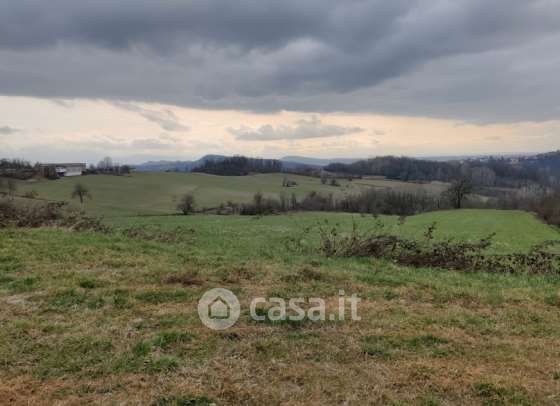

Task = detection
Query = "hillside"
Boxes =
[281,156,360,167]
[325,152,560,188]
[114,209,560,254]
[134,154,227,172]
[1,210,560,404]
[135,155,361,172]
[13,172,450,217]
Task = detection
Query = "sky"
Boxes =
[0,0,559,164]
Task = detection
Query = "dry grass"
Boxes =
[1,221,560,405]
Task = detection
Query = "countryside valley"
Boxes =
[2,2,560,404]
[1,151,560,404]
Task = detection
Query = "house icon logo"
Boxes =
[198,288,240,330]
[209,296,230,319]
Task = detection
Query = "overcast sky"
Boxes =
[1,0,559,163]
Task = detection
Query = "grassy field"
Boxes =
[1,208,560,404]
[111,209,560,255]
[12,172,449,217]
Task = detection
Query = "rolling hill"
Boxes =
[14,172,450,217]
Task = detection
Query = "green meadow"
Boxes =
[14,172,449,217]
[113,209,560,255]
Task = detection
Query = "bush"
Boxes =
[23,190,39,199]
[317,221,560,274]
[0,198,110,232]
[282,177,298,187]
[239,192,284,215]
[0,158,37,180]
[177,193,195,215]
[532,192,560,226]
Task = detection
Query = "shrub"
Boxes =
[23,190,39,199]
[0,198,110,232]
[532,192,560,226]
[317,221,560,274]
[282,177,298,187]
[71,183,92,205]
[177,193,195,215]
[239,192,284,215]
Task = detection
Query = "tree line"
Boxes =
[175,176,559,227]
[87,157,131,175]
[192,156,282,176]
[324,153,560,189]
[175,178,475,218]
[0,159,35,180]
[0,156,131,179]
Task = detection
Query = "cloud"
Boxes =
[130,138,176,149]
[112,101,190,132]
[0,1,559,122]
[0,125,20,135]
[229,116,363,141]
[50,99,75,108]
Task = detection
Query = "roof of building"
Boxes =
[38,163,86,167]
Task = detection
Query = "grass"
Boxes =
[11,172,448,217]
[361,334,452,359]
[111,209,560,254]
[2,171,560,404]
[1,208,560,404]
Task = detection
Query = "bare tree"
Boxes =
[329,178,340,187]
[445,178,473,209]
[98,156,113,170]
[471,167,496,187]
[253,191,263,212]
[290,193,298,210]
[72,183,92,207]
[279,192,288,212]
[177,192,195,215]
[7,179,17,199]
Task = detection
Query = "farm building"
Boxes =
[38,163,86,178]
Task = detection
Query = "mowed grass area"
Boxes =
[1,210,560,404]
[12,172,448,217]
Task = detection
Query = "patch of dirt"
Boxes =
[165,274,204,286]
[5,295,29,306]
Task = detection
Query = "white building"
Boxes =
[39,163,86,177]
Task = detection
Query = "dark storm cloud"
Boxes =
[0,126,21,135]
[0,0,559,122]
[229,116,363,141]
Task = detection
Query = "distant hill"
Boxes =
[418,153,533,162]
[324,151,560,188]
[135,155,226,172]
[133,151,560,183]
[523,150,560,171]
[136,155,360,172]
[281,156,360,167]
